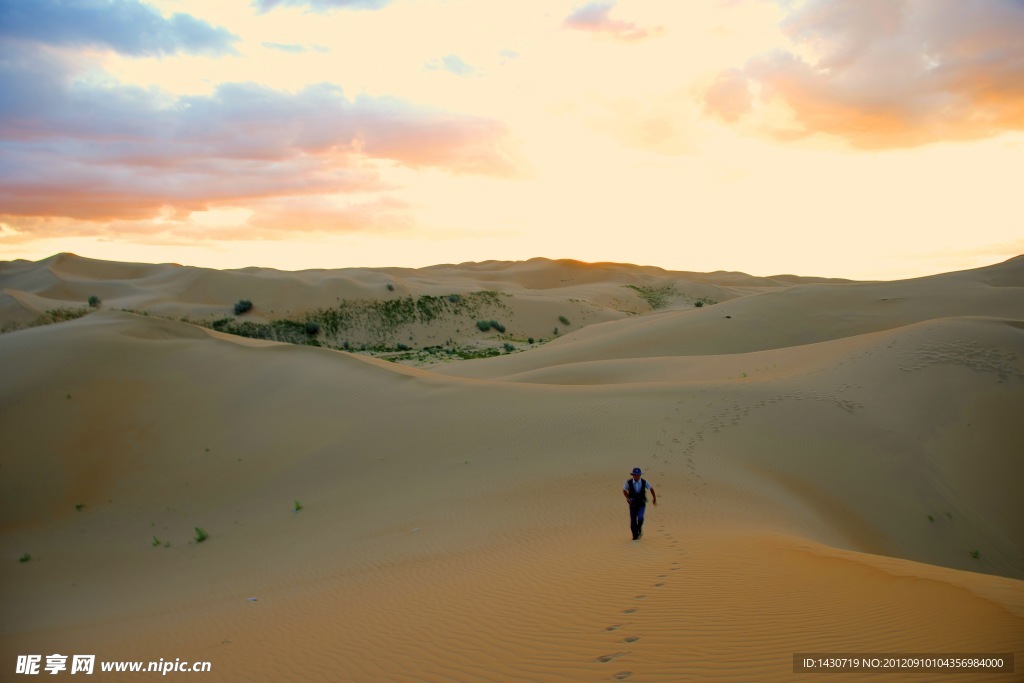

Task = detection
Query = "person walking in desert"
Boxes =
[623,467,656,540]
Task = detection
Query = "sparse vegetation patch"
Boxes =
[624,283,677,309]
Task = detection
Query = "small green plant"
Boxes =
[694,300,704,308]
[294,499,303,512]
[553,327,559,335]
[927,514,934,522]
[503,342,515,352]
[558,315,571,326]
[19,553,31,563]
[152,536,162,547]
[194,527,208,543]
[304,321,321,336]
[74,503,84,512]
[528,337,535,344]
[476,319,506,333]
[970,550,980,559]
[88,295,101,308]
[234,299,253,315]
[386,283,395,291]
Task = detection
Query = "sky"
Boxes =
[1,0,1022,280]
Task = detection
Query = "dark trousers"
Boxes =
[629,504,646,539]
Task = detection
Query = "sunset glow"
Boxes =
[1,0,1022,279]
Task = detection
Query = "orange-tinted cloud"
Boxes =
[0,42,519,227]
[703,0,1024,148]
[703,69,752,123]
[243,196,412,237]
[0,195,412,245]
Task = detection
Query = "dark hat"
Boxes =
[631,467,642,475]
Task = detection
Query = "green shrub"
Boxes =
[503,342,515,352]
[304,321,321,336]
[476,320,493,332]
[386,283,395,291]
[19,553,30,563]
[194,527,208,543]
[45,308,91,323]
[624,283,676,309]
[558,315,570,325]
[234,300,253,315]
[88,295,101,308]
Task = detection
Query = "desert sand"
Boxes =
[1,253,1022,681]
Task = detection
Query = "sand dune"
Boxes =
[1,255,1022,681]
[436,256,1024,379]
[0,253,840,347]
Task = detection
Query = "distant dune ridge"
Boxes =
[1,253,1022,681]
[0,253,849,351]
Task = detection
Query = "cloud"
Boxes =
[584,91,700,156]
[253,0,391,12]
[703,69,753,123]
[243,196,412,236]
[0,44,520,228]
[564,1,662,42]
[0,0,238,56]
[262,41,329,54]
[426,54,476,77]
[0,196,412,243]
[703,0,1024,148]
